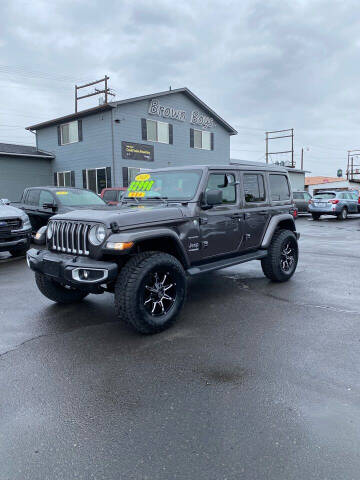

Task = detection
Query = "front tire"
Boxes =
[114,252,187,334]
[9,240,30,257]
[35,272,89,304]
[261,230,298,282]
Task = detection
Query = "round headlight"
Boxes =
[89,225,106,245]
[47,222,53,239]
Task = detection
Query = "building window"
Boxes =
[58,120,82,145]
[56,171,72,187]
[142,119,173,144]
[269,174,290,201]
[83,167,111,194]
[243,174,266,203]
[190,128,213,150]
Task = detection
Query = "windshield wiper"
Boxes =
[119,196,140,207]
[144,196,168,205]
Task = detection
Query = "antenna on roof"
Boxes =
[169,86,172,91]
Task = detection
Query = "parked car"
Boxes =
[309,190,358,220]
[0,202,32,256]
[13,186,111,232]
[100,187,127,205]
[293,191,312,213]
[27,164,300,335]
[349,190,360,213]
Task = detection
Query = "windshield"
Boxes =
[54,189,106,206]
[125,170,203,201]
[314,192,336,199]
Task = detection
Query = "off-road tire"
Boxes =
[35,272,89,304]
[114,251,187,334]
[261,229,298,283]
[337,207,348,221]
[312,213,321,220]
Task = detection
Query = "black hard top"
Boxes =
[144,164,288,173]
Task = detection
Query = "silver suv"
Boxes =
[309,190,358,220]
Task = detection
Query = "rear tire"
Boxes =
[261,230,298,282]
[35,272,89,304]
[337,208,348,220]
[114,251,187,334]
[312,213,321,220]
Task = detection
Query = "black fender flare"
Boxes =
[105,227,190,267]
[261,213,297,248]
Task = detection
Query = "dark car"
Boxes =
[14,186,111,232]
[293,191,312,213]
[100,187,127,205]
[27,164,300,334]
[0,203,32,256]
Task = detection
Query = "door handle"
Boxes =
[230,213,241,219]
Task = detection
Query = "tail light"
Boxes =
[328,199,339,204]
[358,197,360,205]
[308,200,313,204]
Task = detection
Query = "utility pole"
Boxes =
[346,150,360,180]
[265,128,294,167]
[301,148,304,170]
[75,75,115,113]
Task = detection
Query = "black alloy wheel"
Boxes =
[142,270,177,317]
[280,238,297,274]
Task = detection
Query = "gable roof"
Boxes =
[26,87,237,135]
[0,143,54,159]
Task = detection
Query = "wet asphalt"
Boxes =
[1,215,360,480]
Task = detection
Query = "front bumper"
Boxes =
[26,248,118,290]
[0,230,31,252]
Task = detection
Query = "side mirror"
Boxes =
[204,189,223,207]
[0,198,10,205]
[43,202,57,211]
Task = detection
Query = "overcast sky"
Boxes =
[1,0,359,176]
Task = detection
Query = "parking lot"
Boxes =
[1,215,360,480]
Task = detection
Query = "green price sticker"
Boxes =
[128,180,154,192]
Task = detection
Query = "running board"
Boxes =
[187,250,268,276]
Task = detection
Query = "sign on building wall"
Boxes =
[148,98,215,129]
[122,141,154,162]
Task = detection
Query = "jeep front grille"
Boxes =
[50,221,91,256]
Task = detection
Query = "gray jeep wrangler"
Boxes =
[27,164,299,334]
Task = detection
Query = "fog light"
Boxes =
[72,268,108,282]
[106,241,134,250]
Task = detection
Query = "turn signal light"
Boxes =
[106,241,134,250]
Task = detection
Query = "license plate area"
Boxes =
[43,258,61,277]
[316,202,327,207]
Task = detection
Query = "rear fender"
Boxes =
[261,214,296,248]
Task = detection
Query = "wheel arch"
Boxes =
[261,214,296,248]
[106,228,190,268]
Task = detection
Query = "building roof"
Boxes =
[305,176,345,186]
[0,143,54,159]
[26,87,237,135]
